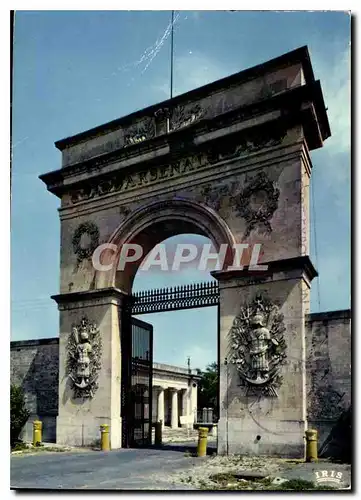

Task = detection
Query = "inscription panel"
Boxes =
[67,126,287,206]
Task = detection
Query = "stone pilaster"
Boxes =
[213,257,317,457]
[52,288,127,449]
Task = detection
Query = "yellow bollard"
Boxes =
[305,429,318,462]
[154,421,162,446]
[100,424,110,451]
[197,426,209,457]
[33,420,42,446]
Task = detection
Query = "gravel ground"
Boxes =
[168,455,284,489]
[153,455,352,490]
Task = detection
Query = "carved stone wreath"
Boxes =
[229,294,287,397]
[66,317,102,399]
[72,222,100,263]
[236,171,280,237]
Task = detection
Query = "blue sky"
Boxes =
[11,10,350,370]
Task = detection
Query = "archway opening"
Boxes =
[128,231,220,447]
[94,198,235,293]
[106,199,235,448]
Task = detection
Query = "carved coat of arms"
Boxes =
[66,317,102,398]
[229,295,287,396]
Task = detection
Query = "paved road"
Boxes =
[11,444,204,490]
[11,443,351,491]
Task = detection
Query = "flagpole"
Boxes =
[170,10,174,99]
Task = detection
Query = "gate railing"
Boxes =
[130,281,220,315]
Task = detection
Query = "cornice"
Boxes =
[51,287,128,308]
[40,80,330,200]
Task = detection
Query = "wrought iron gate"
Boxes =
[121,314,153,448]
[131,281,219,314]
[130,282,220,424]
[121,281,220,447]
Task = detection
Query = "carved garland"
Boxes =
[235,171,280,237]
[66,317,102,399]
[72,222,100,263]
[229,294,287,397]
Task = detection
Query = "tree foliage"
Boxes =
[197,362,218,410]
[10,384,30,447]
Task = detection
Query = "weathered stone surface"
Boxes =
[216,268,311,457]
[305,309,351,447]
[10,339,59,442]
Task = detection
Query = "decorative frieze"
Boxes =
[69,152,206,204]
[229,294,287,397]
[67,128,285,205]
[207,127,286,165]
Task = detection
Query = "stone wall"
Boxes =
[11,339,59,442]
[305,309,351,450]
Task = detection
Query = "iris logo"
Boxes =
[314,470,343,485]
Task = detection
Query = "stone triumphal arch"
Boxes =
[40,46,330,456]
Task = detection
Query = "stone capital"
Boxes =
[51,287,129,310]
[211,256,318,288]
